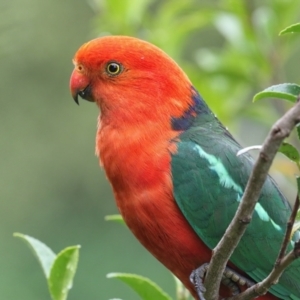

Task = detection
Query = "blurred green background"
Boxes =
[2,0,300,299]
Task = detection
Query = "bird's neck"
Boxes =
[96,116,177,193]
[170,87,213,130]
[95,86,219,195]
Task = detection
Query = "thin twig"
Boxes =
[203,99,300,300]
[228,248,298,300]
[277,194,300,264]
[229,194,300,300]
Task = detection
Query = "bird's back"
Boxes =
[172,110,300,299]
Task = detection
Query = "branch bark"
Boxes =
[276,193,300,264]
[230,241,300,300]
[203,99,300,300]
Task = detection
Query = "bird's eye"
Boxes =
[106,62,122,76]
[76,64,84,72]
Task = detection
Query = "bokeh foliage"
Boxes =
[2,0,300,299]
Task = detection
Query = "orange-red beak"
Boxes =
[70,69,93,105]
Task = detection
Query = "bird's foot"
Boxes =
[190,263,255,300]
[222,266,254,290]
[190,263,209,300]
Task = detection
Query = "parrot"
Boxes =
[69,36,300,300]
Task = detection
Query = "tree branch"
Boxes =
[203,99,300,300]
[229,180,300,300]
[229,241,300,300]
[277,193,300,264]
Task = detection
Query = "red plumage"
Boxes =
[70,36,278,299]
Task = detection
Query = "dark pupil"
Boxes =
[109,63,119,73]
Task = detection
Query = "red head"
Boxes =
[70,36,193,126]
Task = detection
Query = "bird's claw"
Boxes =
[190,263,209,300]
[223,266,254,289]
[190,263,255,300]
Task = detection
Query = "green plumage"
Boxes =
[171,102,300,299]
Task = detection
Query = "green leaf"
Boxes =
[107,273,172,300]
[291,178,300,239]
[14,232,56,278]
[48,246,80,300]
[296,208,300,223]
[278,142,300,164]
[173,275,191,300]
[296,124,300,141]
[294,209,300,235]
[105,214,125,225]
[292,221,300,240]
[253,83,300,103]
[297,176,300,193]
[279,23,300,35]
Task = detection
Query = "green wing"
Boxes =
[171,121,300,300]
